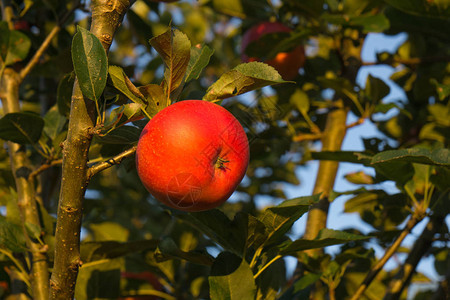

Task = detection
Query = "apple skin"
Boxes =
[136,100,250,212]
[241,21,305,80]
[119,271,162,300]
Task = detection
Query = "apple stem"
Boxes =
[215,157,230,171]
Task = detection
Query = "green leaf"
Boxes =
[25,222,42,241]
[431,79,450,101]
[290,89,310,114]
[344,171,374,184]
[245,29,309,61]
[43,106,67,141]
[0,112,44,144]
[374,103,412,120]
[75,258,122,300]
[0,21,9,63]
[178,210,246,256]
[385,6,450,41]
[203,62,285,102]
[212,0,272,18]
[209,252,256,300]
[371,148,450,166]
[36,201,56,237]
[0,216,27,252]
[259,195,320,247]
[108,65,145,105]
[80,240,159,263]
[365,75,390,104]
[318,77,363,113]
[138,84,167,117]
[279,229,370,255]
[105,103,144,131]
[87,222,129,242]
[96,126,141,144]
[5,30,31,66]
[374,161,414,186]
[0,22,31,67]
[57,72,75,117]
[186,44,214,83]
[311,151,373,165]
[428,104,450,127]
[324,13,390,33]
[149,28,191,100]
[385,0,450,19]
[293,272,321,292]
[256,255,286,299]
[246,214,267,250]
[126,9,154,49]
[155,237,214,266]
[344,191,382,214]
[341,0,373,15]
[71,26,108,101]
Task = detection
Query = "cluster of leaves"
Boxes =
[1,0,449,299]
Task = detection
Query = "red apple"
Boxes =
[241,21,306,80]
[120,271,162,300]
[136,100,249,212]
[13,20,30,31]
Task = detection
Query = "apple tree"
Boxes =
[0,0,449,299]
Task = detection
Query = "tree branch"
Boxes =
[383,214,445,300]
[88,145,137,179]
[292,132,322,142]
[29,159,63,179]
[19,26,61,81]
[303,100,349,241]
[0,69,50,300]
[0,0,15,29]
[350,214,424,300]
[49,1,131,299]
[431,268,450,300]
[19,2,80,81]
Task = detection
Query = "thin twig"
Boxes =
[88,145,137,179]
[350,214,423,300]
[346,117,365,129]
[293,132,322,142]
[329,282,336,300]
[383,214,445,300]
[19,3,80,81]
[19,26,61,81]
[29,159,63,179]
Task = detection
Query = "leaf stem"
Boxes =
[250,247,263,269]
[253,255,282,279]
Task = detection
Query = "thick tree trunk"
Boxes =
[49,1,131,299]
[303,99,348,241]
[1,69,50,300]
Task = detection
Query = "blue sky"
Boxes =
[278,32,446,286]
